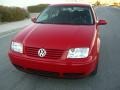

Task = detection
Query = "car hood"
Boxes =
[14,24,96,50]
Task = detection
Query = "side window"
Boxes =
[39,14,48,21]
[36,8,49,22]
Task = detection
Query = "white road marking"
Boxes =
[0,31,17,39]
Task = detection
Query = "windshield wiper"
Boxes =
[36,21,49,24]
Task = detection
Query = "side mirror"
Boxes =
[31,17,37,23]
[97,20,107,25]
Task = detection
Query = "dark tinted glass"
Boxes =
[36,5,94,25]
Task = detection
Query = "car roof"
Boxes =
[50,3,91,7]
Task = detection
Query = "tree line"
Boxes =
[0,6,29,22]
[27,4,49,13]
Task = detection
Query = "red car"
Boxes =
[8,3,107,78]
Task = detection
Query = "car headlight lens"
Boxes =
[11,42,23,53]
[67,48,89,58]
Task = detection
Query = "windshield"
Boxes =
[36,5,94,25]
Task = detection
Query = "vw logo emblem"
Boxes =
[38,48,46,57]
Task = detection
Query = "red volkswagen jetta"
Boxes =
[8,3,107,78]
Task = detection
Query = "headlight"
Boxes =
[67,48,89,58]
[11,41,23,53]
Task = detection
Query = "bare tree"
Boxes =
[94,0,101,6]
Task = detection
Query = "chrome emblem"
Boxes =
[38,48,46,57]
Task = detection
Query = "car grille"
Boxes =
[25,46,64,59]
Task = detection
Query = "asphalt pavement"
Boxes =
[0,19,31,33]
[0,13,39,33]
[0,6,120,90]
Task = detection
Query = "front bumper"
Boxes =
[8,51,98,78]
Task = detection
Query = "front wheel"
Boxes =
[90,55,99,76]
[91,62,98,76]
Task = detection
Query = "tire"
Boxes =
[91,63,98,76]
[13,64,32,74]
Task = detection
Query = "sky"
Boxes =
[0,0,120,7]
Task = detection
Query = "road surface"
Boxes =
[0,7,120,90]
[0,13,39,33]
